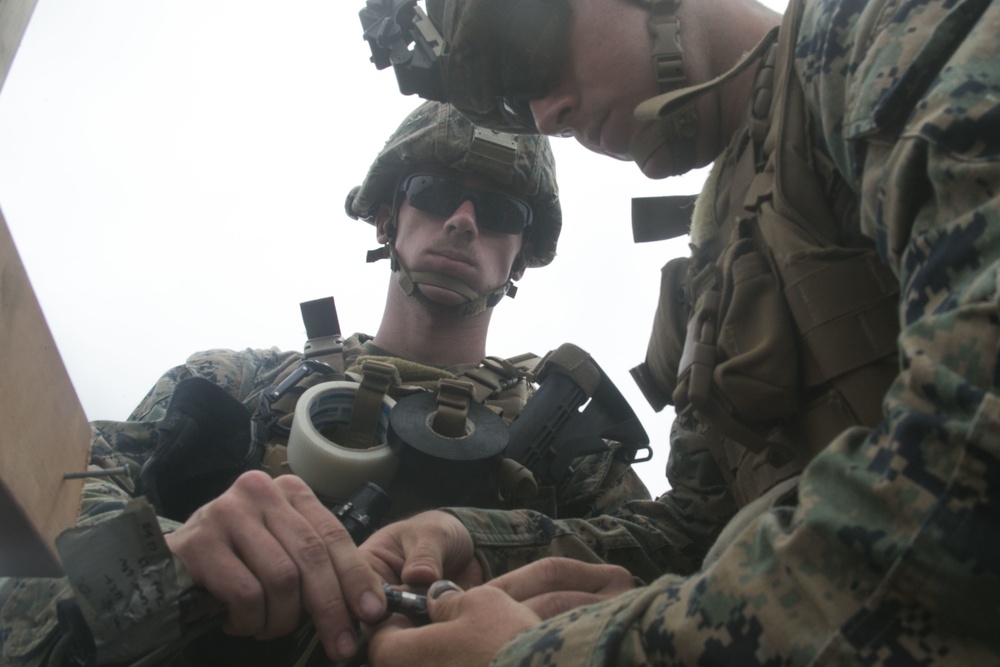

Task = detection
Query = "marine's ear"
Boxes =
[375,203,394,244]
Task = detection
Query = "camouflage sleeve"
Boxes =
[546,448,651,520]
[127,346,303,421]
[449,411,737,584]
[481,0,1000,663]
[0,430,183,666]
[0,347,298,665]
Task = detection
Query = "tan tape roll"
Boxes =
[287,381,399,503]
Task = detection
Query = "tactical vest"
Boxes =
[252,297,552,516]
[261,337,539,442]
[630,6,900,507]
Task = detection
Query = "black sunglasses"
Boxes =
[399,173,533,235]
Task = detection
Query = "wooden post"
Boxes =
[0,0,93,577]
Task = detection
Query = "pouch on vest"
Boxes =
[674,229,801,459]
[630,256,692,411]
[138,377,261,522]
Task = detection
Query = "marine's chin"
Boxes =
[635,144,685,180]
[417,284,471,306]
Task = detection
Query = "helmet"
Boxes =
[423,0,572,133]
[415,0,704,175]
[346,100,561,268]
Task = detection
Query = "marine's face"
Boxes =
[385,168,527,306]
[522,0,672,174]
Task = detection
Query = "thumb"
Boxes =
[425,580,464,622]
[397,512,471,585]
[399,542,449,586]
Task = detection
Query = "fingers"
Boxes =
[270,475,387,656]
[487,557,636,619]
[393,512,472,585]
[360,511,482,589]
[165,471,386,662]
[167,473,296,637]
[489,557,634,599]
[367,581,540,667]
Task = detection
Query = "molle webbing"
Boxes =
[632,2,900,505]
[259,345,538,479]
[345,351,540,422]
[460,352,541,420]
[344,360,400,449]
[783,252,899,390]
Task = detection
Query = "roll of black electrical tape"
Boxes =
[387,391,509,491]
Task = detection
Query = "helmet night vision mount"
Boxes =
[360,0,447,101]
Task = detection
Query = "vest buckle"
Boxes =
[675,289,721,408]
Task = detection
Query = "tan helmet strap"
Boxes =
[389,245,514,318]
[648,0,685,90]
[634,26,780,123]
[628,0,699,173]
[628,106,699,174]
[372,187,519,318]
[401,269,481,301]
[629,26,779,173]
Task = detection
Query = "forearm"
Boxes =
[0,476,182,666]
[450,414,737,583]
[448,482,733,585]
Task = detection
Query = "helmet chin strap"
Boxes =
[630,0,780,174]
[634,28,780,134]
[393,245,515,318]
[366,192,520,319]
[629,0,699,175]
[366,242,516,319]
[629,104,698,175]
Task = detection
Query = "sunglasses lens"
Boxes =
[401,174,531,235]
[404,174,463,218]
[477,192,532,234]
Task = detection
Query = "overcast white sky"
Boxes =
[0,0,785,498]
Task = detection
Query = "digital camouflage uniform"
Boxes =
[0,336,649,665]
[439,0,1000,662]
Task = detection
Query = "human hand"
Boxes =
[360,510,483,589]
[487,557,636,619]
[367,580,540,667]
[164,470,386,661]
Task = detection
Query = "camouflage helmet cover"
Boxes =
[347,100,561,267]
[423,0,571,133]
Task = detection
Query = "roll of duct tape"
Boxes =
[287,381,399,503]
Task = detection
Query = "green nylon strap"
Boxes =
[345,360,399,449]
[431,378,476,437]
